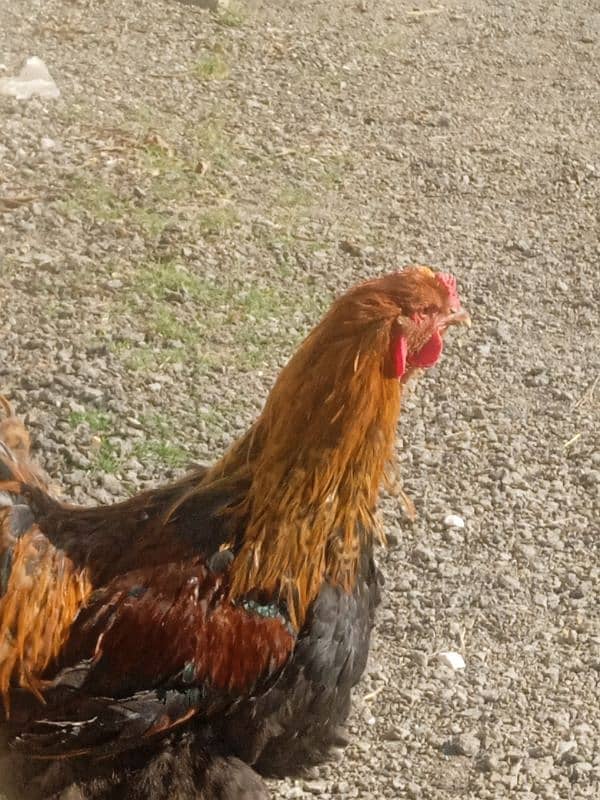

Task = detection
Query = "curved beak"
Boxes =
[445,309,471,328]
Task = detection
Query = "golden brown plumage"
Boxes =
[0,403,91,710]
[0,266,469,800]
[220,286,403,628]
[209,267,468,627]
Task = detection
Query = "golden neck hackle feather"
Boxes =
[208,284,405,630]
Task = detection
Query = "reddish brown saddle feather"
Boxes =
[57,558,295,698]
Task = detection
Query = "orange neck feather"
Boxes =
[207,287,403,629]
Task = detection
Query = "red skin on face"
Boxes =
[407,328,443,369]
[390,328,444,378]
[389,270,463,379]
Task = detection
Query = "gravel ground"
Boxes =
[1,0,599,798]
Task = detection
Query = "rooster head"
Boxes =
[355,266,470,380]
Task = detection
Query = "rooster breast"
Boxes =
[214,544,382,772]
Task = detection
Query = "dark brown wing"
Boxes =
[10,557,295,759]
[12,467,248,584]
[0,398,248,707]
[0,402,294,759]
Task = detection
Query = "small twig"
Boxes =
[90,145,133,155]
[362,685,385,703]
[571,374,599,410]
[37,22,94,36]
[563,432,582,449]
[272,148,297,158]
[406,6,445,18]
[148,69,194,79]
[0,195,37,211]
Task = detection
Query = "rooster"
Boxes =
[0,267,469,800]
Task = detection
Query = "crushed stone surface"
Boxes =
[1,0,599,797]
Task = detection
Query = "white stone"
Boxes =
[443,513,465,529]
[438,651,466,670]
[0,56,60,100]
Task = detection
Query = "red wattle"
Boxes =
[408,330,444,368]
[390,334,407,378]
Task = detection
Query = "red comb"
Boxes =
[436,272,460,307]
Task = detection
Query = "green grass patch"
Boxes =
[136,124,239,228]
[134,261,219,303]
[68,409,112,433]
[133,439,188,468]
[216,5,245,27]
[277,186,314,209]
[59,179,126,223]
[96,440,121,474]
[194,53,230,81]
[271,184,316,235]
[196,205,239,237]
[238,286,286,319]
[194,118,234,171]
[138,145,201,206]
[113,261,329,376]
[146,307,196,343]
[119,347,160,372]
[133,413,189,467]
[131,206,170,237]
[69,409,191,473]
[59,175,170,237]
[111,341,194,372]
[68,409,121,473]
